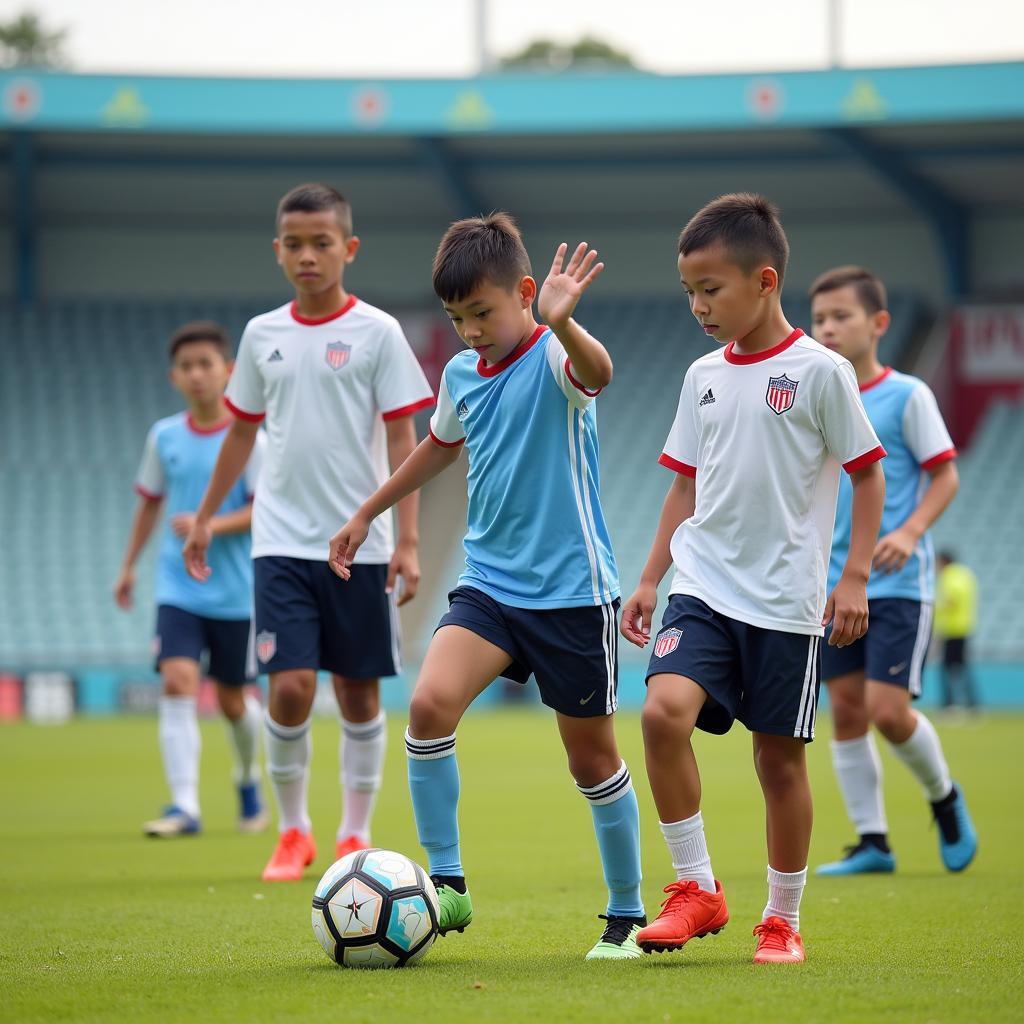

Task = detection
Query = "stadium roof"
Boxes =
[3,63,1023,302]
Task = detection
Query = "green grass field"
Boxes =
[2,710,1021,1023]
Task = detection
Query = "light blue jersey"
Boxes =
[429,325,618,609]
[829,368,955,602]
[135,412,264,619]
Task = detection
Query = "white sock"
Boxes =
[158,695,200,819]
[764,865,807,932]
[889,712,952,802]
[338,712,387,842]
[225,693,262,786]
[660,811,715,893]
[264,712,312,834]
[831,733,888,835]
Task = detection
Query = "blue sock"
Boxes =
[405,729,463,877]
[578,761,644,918]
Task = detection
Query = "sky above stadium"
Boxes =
[4,0,1023,77]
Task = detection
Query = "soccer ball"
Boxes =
[311,848,440,968]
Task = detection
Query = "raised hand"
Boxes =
[538,242,604,330]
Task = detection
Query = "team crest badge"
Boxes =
[325,340,352,371]
[766,374,799,415]
[654,627,683,658]
[256,630,277,664]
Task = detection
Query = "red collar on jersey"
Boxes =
[290,294,357,325]
[186,412,232,435]
[477,324,547,378]
[724,328,804,365]
[860,366,893,392]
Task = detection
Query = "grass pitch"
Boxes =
[1,709,1021,1023]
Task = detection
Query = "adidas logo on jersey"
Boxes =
[456,399,469,421]
[699,387,715,407]
[268,349,283,363]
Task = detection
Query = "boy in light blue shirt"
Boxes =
[810,266,977,876]
[115,321,266,837]
[329,213,644,960]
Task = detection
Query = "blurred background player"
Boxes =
[184,184,433,881]
[621,195,886,964]
[330,215,646,961]
[811,266,978,876]
[114,321,267,837]
[935,551,980,712]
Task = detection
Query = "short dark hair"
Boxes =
[809,265,888,315]
[168,321,232,362]
[678,192,790,283]
[432,212,532,304]
[276,182,353,236]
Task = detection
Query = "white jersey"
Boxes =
[660,329,885,635]
[226,297,434,562]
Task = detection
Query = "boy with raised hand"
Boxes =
[621,194,886,964]
[810,266,977,877]
[115,321,267,838]
[183,184,434,881]
[329,213,646,961]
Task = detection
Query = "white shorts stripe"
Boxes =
[908,602,932,698]
[794,635,818,739]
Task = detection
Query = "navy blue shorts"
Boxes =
[437,586,620,718]
[821,598,932,698]
[253,556,399,679]
[154,604,254,686]
[646,595,821,740]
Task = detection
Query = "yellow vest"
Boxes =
[934,564,978,639]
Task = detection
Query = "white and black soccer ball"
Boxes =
[311,848,440,968]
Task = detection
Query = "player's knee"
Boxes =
[870,701,913,742]
[754,742,806,791]
[566,748,620,789]
[161,664,195,697]
[641,693,693,745]
[408,685,459,738]
[216,685,245,721]
[271,671,316,721]
[335,678,380,722]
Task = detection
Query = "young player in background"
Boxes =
[621,194,886,963]
[183,184,433,881]
[114,321,267,837]
[810,266,977,876]
[329,214,646,960]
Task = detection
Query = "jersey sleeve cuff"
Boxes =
[843,445,887,474]
[564,358,602,397]
[920,447,957,470]
[658,452,697,477]
[225,396,265,423]
[428,425,465,449]
[134,483,163,501]
[382,396,436,421]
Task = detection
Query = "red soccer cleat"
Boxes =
[636,879,729,953]
[752,915,805,963]
[335,834,370,860]
[261,827,317,882]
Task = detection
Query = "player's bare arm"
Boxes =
[113,494,163,609]
[539,242,613,390]
[385,415,422,607]
[873,459,959,574]
[824,460,885,646]
[183,416,260,581]
[329,436,461,580]
[621,473,696,648]
[171,504,252,540]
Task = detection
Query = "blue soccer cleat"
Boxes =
[816,838,896,876]
[932,783,978,873]
[237,782,270,834]
[143,805,201,838]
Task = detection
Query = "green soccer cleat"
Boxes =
[431,877,473,936]
[585,914,647,960]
